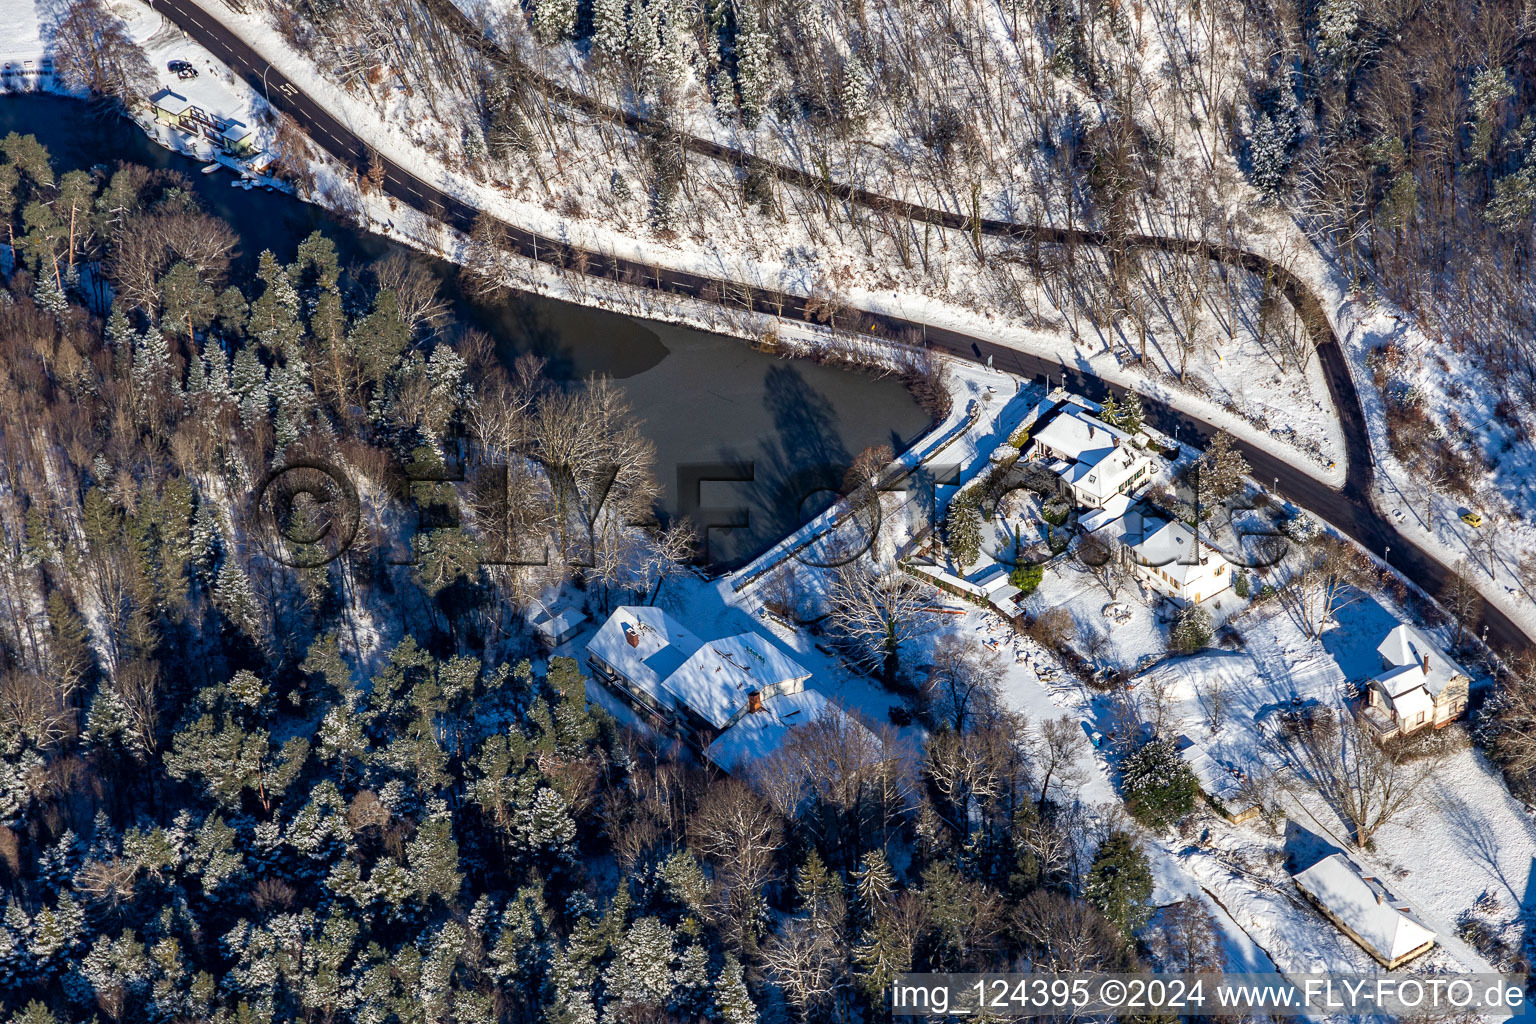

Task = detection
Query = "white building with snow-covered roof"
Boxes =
[1121,516,1233,607]
[1363,622,1470,738]
[585,606,814,746]
[1291,853,1436,968]
[705,689,877,776]
[1027,406,1155,509]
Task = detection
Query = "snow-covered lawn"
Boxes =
[1016,554,1174,675]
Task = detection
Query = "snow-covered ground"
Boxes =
[1340,298,1536,650]
[0,0,47,68]
[1124,586,1531,976]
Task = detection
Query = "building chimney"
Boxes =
[747,690,763,713]
[1088,424,1095,439]
[1421,653,1430,675]
[625,626,640,648]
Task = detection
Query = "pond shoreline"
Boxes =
[0,90,935,569]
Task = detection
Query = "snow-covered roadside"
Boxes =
[133,0,1345,484]
[1227,203,1536,656]
[1341,297,1536,650]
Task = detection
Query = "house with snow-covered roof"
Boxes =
[706,689,879,776]
[1120,514,1233,608]
[1362,622,1470,739]
[1175,735,1259,824]
[585,606,814,747]
[1027,406,1155,509]
[1292,853,1436,968]
[527,598,588,648]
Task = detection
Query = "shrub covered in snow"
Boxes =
[1120,739,1200,830]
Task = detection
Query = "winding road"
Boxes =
[151,0,1532,656]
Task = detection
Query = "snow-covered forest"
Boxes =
[0,133,1209,1023]
[4,0,1536,1015]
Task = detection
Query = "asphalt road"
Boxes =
[151,0,1531,658]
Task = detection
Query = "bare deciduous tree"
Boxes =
[51,0,154,107]
[1288,710,1448,849]
[1439,558,1484,650]
[1015,889,1132,973]
[1030,715,1087,814]
[1077,531,1125,596]
[1288,534,1382,638]
[923,630,1004,732]
[826,560,934,683]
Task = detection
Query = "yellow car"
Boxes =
[1460,510,1484,528]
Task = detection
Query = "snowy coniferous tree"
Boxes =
[407,806,463,909]
[33,275,67,319]
[205,343,234,404]
[0,901,35,991]
[1486,148,1536,228]
[592,0,628,56]
[852,849,895,926]
[533,0,579,43]
[104,305,133,350]
[417,921,467,1018]
[1314,0,1362,74]
[186,344,208,394]
[1282,509,1320,542]
[853,915,909,1005]
[189,502,221,579]
[1194,430,1249,503]
[839,57,872,134]
[1170,604,1213,654]
[1468,67,1513,163]
[132,324,173,395]
[214,558,260,639]
[714,954,758,1024]
[604,916,676,1013]
[28,895,84,971]
[0,750,44,824]
[1085,830,1155,935]
[946,492,982,569]
[655,3,693,91]
[271,360,310,450]
[657,850,712,918]
[190,813,246,896]
[288,781,354,878]
[38,830,81,892]
[1120,739,1199,829]
[734,5,772,126]
[249,251,303,355]
[231,345,269,427]
[669,941,711,1019]
[317,700,368,780]
[1247,105,1298,201]
[519,786,577,865]
[628,0,661,89]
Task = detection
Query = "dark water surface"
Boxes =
[0,94,931,565]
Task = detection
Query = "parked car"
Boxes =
[1460,510,1485,528]
[168,60,198,79]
